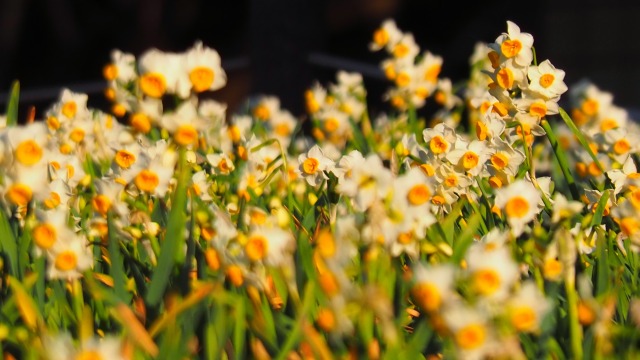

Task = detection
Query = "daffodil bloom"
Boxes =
[47,89,90,124]
[369,19,402,52]
[3,163,49,208]
[486,137,525,177]
[267,110,298,148]
[336,153,393,211]
[594,104,628,135]
[423,123,459,158]
[207,152,235,176]
[506,281,551,333]
[474,112,506,142]
[296,145,334,187]
[184,41,227,93]
[138,49,188,98]
[8,122,49,167]
[446,140,494,176]
[527,60,568,99]
[465,243,520,300]
[244,225,294,266]
[104,49,137,84]
[43,332,125,360]
[494,179,542,236]
[190,170,212,202]
[252,96,281,122]
[513,90,560,119]
[492,20,534,67]
[160,101,208,148]
[434,78,462,110]
[486,59,527,91]
[550,193,584,224]
[443,304,495,360]
[606,155,640,196]
[603,127,635,164]
[411,263,456,313]
[46,233,93,280]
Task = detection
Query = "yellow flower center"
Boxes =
[115,150,136,169]
[419,163,435,177]
[407,184,431,205]
[47,116,61,130]
[476,121,488,141]
[510,306,537,332]
[226,265,244,287]
[455,323,486,350]
[318,271,339,296]
[491,153,509,170]
[134,169,160,193]
[324,118,339,133]
[488,51,500,69]
[373,28,389,47]
[92,195,112,216]
[473,269,501,295]
[33,223,57,249]
[316,230,336,258]
[397,231,413,245]
[189,66,215,92]
[139,73,167,98]
[62,101,77,119]
[577,301,596,325]
[444,175,458,188]
[412,283,441,312]
[600,118,618,132]
[491,102,508,117]
[529,102,547,118]
[6,184,32,207]
[54,250,78,271]
[44,192,62,209]
[204,247,221,270]
[316,308,336,332]
[613,139,631,155]
[424,65,441,82]
[395,72,411,87]
[581,99,599,116]
[543,258,562,280]
[111,104,127,117]
[174,124,198,146]
[431,195,446,206]
[496,68,514,89]
[253,104,270,121]
[246,235,268,261]
[505,196,530,218]
[130,113,152,134]
[462,151,479,170]
[501,39,522,58]
[68,128,85,143]
[390,95,406,109]
[302,158,320,175]
[15,140,43,166]
[620,217,640,236]
[75,350,103,360]
[384,64,397,80]
[103,63,118,81]
[488,176,503,189]
[539,74,555,88]
[434,91,446,105]
[393,43,409,58]
[429,135,448,154]
[274,123,291,137]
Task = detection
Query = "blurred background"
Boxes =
[1,0,639,120]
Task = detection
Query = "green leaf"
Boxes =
[558,107,604,173]
[451,212,481,264]
[146,149,189,306]
[5,81,19,126]
[107,211,130,302]
[233,295,247,359]
[541,119,580,200]
[0,210,18,276]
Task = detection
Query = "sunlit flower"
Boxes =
[527,60,568,99]
[411,263,456,313]
[494,179,542,236]
[443,304,495,360]
[244,225,294,266]
[369,19,402,52]
[184,40,226,92]
[296,145,334,186]
[465,243,519,300]
[506,281,551,333]
[492,20,534,67]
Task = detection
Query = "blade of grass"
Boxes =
[146,148,189,306]
[558,107,604,173]
[5,81,19,126]
[0,210,18,276]
[541,119,580,200]
[107,211,129,302]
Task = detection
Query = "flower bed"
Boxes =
[0,19,639,359]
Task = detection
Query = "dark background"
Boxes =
[1,0,639,120]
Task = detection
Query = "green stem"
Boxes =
[541,120,580,200]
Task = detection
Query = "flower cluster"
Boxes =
[1,19,639,360]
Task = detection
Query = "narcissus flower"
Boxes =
[492,20,534,67]
[411,263,456,313]
[527,60,568,99]
[184,41,227,93]
[296,145,335,186]
[494,179,542,236]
